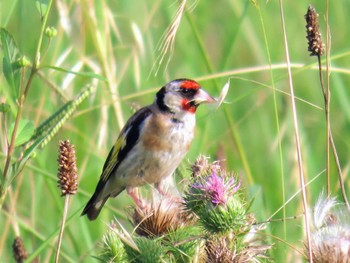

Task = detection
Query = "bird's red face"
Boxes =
[179,80,215,113]
[157,79,215,115]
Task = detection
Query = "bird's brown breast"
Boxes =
[142,114,175,152]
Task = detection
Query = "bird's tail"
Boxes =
[81,193,109,221]
[81,185,125,220]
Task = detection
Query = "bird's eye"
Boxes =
[180,88,196,97]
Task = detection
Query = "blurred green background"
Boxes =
[1,0,350,262]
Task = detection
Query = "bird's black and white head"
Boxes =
[155,79,215,117]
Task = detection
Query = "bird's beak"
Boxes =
[194,88,216,105]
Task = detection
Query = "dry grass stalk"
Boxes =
[152,0,187,75]
[278,1,313,261]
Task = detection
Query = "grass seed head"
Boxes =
[305,5,324,56]
[13,236,28,263]
[57,140,78,196]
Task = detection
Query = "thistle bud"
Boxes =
[185,157,244,234]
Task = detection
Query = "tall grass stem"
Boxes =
[278,0,312,261]
[55,195,69,263]
[254,2,286,240]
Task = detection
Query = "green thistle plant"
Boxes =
[165,226,202,263]
[98,156,271,262]
[124,236,166,263]
[185,165,245,234]
[98,231,128,263]
[186,156,271,261]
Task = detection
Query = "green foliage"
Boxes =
[30,85,94,142]
[35,0,50,17]
[0,28,21,100]
[165,226,202,263]
[97,232,128,263]
[196,196,246,234]
[0,103,10,113]
[7,119,34,147]
[5,85,94,188]
[124,237,166,263]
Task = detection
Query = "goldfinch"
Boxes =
[82,79,215,220]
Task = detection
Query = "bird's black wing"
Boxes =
[99,106,153,184]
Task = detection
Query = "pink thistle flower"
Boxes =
[193,171,240,206]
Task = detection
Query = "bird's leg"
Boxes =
[155,182,168,196]
[155,182,183,203]
[127,187,144,207]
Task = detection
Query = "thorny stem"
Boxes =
[2,0,53,185]
[278,0,313,262]
[55,195,70,263]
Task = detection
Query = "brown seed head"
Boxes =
[57,140,78,196]
[205,236,271,263]
[132,197,193,238]
[205,238,236,263]
[13,236,28,263]
[305,5,324,56]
